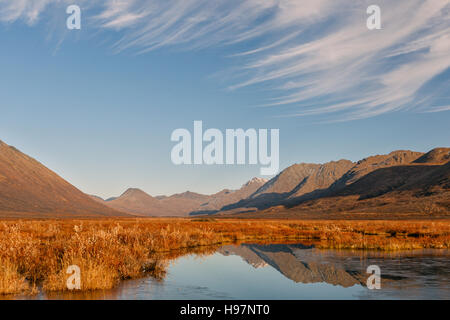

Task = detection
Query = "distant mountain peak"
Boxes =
[243,177,268,187]
[105,187,159,216]
[117,188,155,200]
[413,148,450,164]
[357,150,423,165]
[122,187,145,194]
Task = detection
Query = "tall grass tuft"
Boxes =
[0,218,449,295]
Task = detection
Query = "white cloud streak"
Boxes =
[1,0,449,120]
[0,0,54,24]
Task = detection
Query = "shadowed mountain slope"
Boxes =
[413,148,450,165]
[215,148,449,218]
[328,150,425,191]
[241,149,450,218]
[217,160,354,212]
[190,177,268,215]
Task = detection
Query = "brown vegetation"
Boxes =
[0,140,125,217]
[0,218,449,296]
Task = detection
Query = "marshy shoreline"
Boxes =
[0,218,449,296]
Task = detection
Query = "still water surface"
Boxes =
[40,244,450,300]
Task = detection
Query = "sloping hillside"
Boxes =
[104,188,166,216]
[191,177,268,215]
[0,140,126,217]
[329,150,424,191]
[238,148,450,218]
[218,160,354,212]
[101,178,267,217]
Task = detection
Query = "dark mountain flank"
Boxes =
[413,148,450,165]
[190,177,268,215]
[328,150,424,191]
[213,148,450,218]
[215,160,354,213]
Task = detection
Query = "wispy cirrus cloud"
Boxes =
[1,0,449,121]
[0,0,54,24]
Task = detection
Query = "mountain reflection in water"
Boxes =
[35,244,450,300]
[219,244,367,287]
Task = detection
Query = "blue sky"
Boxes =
[0,0,449,198]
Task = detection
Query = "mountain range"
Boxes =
[235,149,450,219]
[218,243,440,291]
[91,177,268,217]
[219,244,368,287]
[0,138,449,218]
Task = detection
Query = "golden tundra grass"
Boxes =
[0,218,449,295]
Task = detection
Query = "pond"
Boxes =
[30,243,450,300]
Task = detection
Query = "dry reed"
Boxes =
[0,218,448,295]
